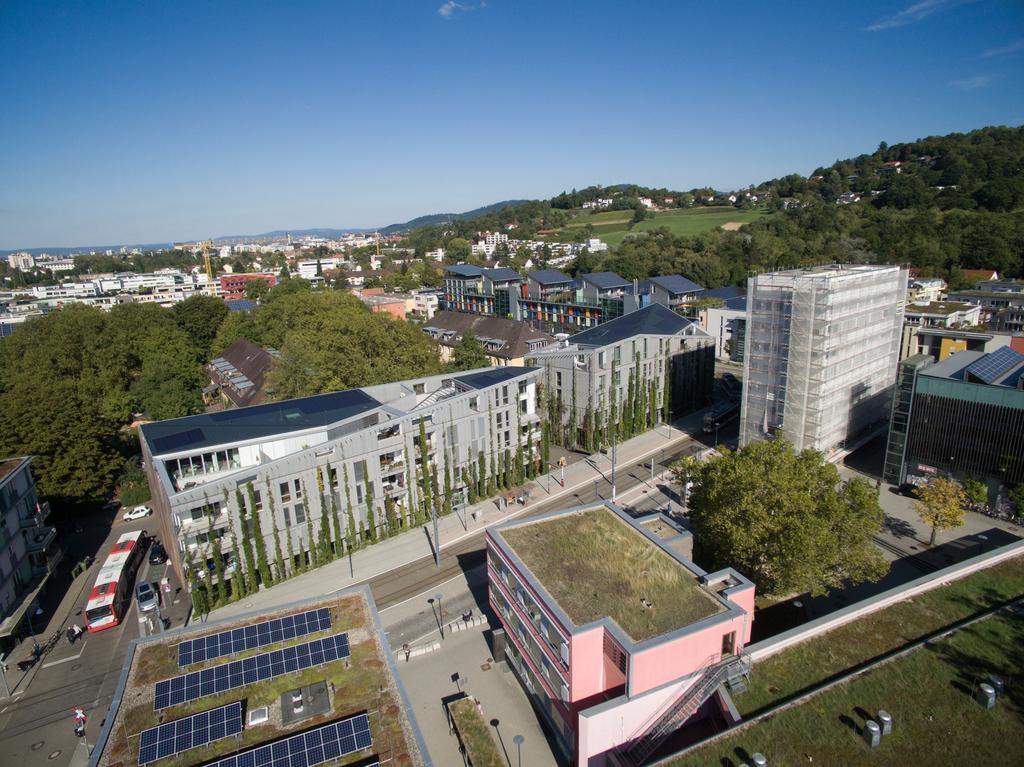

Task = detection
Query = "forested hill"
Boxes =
[378,199,530,235]
[402,125,1024,287]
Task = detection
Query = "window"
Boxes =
[293,479,303,499]
[283,507,292,526]
[252,489,263,512]
[279,481,291,504]
[613,345,621,364]
[556,372,562,387]
[502,386,510,405]
[294,503,305,524]
[518,380,527,395]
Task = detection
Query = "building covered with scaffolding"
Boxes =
[740,264,908,454]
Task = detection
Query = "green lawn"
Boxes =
[736,554,1024,715]
[634,207,768,237]
[546,207,770,248]
[502,506,723,641]
[671,611,1024,766]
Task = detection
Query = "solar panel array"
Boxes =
[154,633,350,710]
[965,346,1024,384]
[201,713,372,767]
[138,701,243,765]
[177,609,332,667]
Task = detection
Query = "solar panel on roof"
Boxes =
[151,428,205,454]
[200,714,371,767]
[965,346,1024,384]
[155,632,348,710]
[177,609,331,667]
[138,701,242,765]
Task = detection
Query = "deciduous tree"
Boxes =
[673,438,888,597]
[914,477,967,546]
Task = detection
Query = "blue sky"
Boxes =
[1,0,1022,249]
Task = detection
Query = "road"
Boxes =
[366,422,731,612]
[0,514,184,767]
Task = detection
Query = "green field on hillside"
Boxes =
[545,206,770,248]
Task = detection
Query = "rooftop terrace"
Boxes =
[500,506,723,642]
[93,589,425,767]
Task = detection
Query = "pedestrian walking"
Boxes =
[73,624,83,640]
[66,626,76,646]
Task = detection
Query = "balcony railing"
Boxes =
[19,500,51,528]
[25,525,57,553]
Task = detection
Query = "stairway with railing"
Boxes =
[412,385,457,410]
[613,654,748,767]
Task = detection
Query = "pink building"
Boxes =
[487,503,755,766]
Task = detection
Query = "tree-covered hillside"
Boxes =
[402,125,1024,284]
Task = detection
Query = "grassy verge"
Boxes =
[737,554,1024,715]
[670,610,1024,766]
[448,697,505,767]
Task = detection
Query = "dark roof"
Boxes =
[723,296,747,311]
[702,285,743,301]
[528,269,573,286]
[569,304,696,348]
[648,275,704,295]
[209,339,278,408]
[140,389,382,455]
[225,300,257,312]
[0,456,30,485]
[425,311,553,359]
[582,271,631,290]
[482,268,522,282]
[444,264,484,278]
[454,367,538,390]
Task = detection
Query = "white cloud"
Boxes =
[950,74,993,90]
[981,38,1024,58]
[866,0,975,32]
[437,1,468,17]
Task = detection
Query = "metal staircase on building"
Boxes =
[412,385,456,410]
[614,654,749,767]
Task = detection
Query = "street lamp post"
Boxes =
[610,430,617,502]
[513,734,525,767]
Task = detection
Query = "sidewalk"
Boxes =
[1,556,96,699]
[207,412,707,622]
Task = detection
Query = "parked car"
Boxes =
[124,505,152,521]
[136,581,158,612]
[149,542,168,565]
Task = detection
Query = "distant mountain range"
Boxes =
[1,199,530,256]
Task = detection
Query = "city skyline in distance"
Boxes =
[2,0,1023,250]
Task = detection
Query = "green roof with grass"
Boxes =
[500,506,724,642]
[95,592,425,767]
[447,697,504,767]
[670,609,1024,766]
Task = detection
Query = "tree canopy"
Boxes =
[674,439,888,597]
[170,294,230,358]
[913,477,967,546]
[212,290,442,399]
[0,303,204,501]
[446,331,490,372]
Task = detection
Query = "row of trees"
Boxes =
[543,355,670,453]
[189,401,545,612]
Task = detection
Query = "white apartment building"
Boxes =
[296,257,346,280]
[740,264,907,454]
[140,367,542,584]
[6,252,34,271]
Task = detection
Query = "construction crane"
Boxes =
[201,240,215,285]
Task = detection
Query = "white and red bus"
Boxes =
[84,531,145,632]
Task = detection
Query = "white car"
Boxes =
[124,505,152,521]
